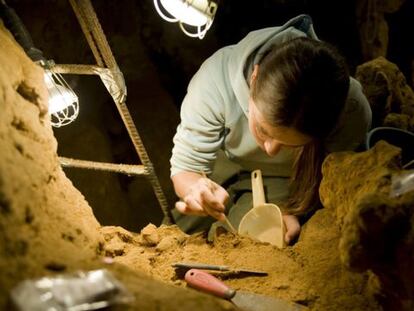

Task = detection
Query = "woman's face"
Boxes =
[248,99,312,157]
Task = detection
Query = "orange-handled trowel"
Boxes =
[185,269,306,311]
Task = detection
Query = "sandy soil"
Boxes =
[101,215,379,311]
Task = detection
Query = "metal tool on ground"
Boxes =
[172,262,268,276]
[200,171,238,234]
[185,269,306,311]
[238,170,286,248]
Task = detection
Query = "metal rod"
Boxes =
[59,157,148,176]
[117,102,174,224]
[68,0,104,67]
[52,64,104,75]
[403,158,414,169]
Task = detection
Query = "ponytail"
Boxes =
[283,140,324,215]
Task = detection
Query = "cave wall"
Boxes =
[0,20,103,305]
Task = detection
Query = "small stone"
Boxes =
[156,236,177,252]
[140,223,160,246]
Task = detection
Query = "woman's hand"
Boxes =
[175,176,229,221]
[283,214,301,245]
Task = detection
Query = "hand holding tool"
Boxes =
[200,171,237,234]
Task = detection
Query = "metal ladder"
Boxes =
[54,0,174,224]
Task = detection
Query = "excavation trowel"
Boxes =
[185,269,307,311]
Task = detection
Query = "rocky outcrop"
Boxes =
[356,57,414,130]
[356,0,406,60]
[320,141,414,310]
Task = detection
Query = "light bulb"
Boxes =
[154,0,217,39]
[44,70,79,127]
[160,0,207,26]
[0,1,79,127]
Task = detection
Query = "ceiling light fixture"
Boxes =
[153,0,218,39]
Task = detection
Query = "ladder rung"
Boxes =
[52,64,105,75]
[59,157,148,176]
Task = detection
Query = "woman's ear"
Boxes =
[250,64,259,85]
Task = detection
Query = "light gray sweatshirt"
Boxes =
[170,15,372,178]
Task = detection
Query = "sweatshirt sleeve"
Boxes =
[170,60,226,177]
[324,78,372,152]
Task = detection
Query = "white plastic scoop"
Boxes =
[238,170,286,248]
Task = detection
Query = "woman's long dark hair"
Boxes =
[250,37,350,215]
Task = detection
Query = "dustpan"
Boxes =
[238,170,286,248]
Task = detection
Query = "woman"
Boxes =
[170,15,371,244]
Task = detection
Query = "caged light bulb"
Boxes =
[0,1,80,127]
[44,70,79,128]
[154,0,217,39]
